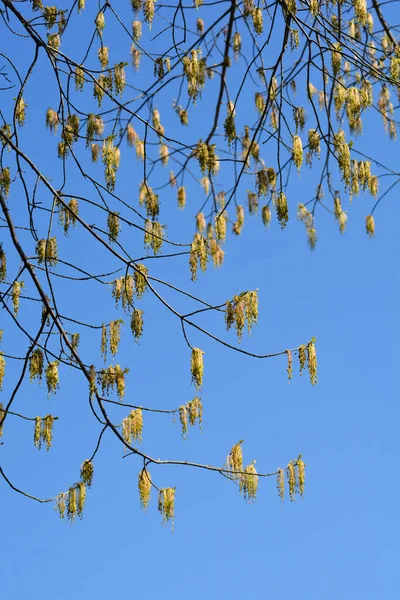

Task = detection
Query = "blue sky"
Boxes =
[0,2,399,599]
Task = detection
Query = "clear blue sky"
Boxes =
[0,3,399,599]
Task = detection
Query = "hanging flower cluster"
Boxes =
[36,238,58,266]
[29,348,44,382]
[225,290,259,341]
[179,396,203,438]
[33,415,55,451]
[144,220,165,254]
[56,197,79,235]
[122,408,143,446]
[298,338,317,385]
[80,460,94,488]
[46,361,59,396]
[190,348,204,389]
[138,469,151,510]
[189,233,208,281]
[56,481,87,522]
[158,487,175,527]
[98,365,129,400]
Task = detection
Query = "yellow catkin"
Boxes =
[160,144,169,166]
[307,339,317,385]
[132,20,142,42]
[109,320,123,356]
[89,365,96,395]
[130,309,144,342]
[46,108,59,133]
[276,193,289,229]
[287,461,296,501]
[101,324,108,361]
[67,486,78,522]
[138,469,151,510]
[34,417,42,449]
[215,215,227,243]
[107,212,121,242]
[158,487,175,526]
[0,168,10,198]
[196,212,206,233]
[277,468,285,502]
[286,350,293,383]
[365,214,375,237]
[177,186,186,210]
[77,481,86,518]
[179,405,188,439]
[191,347,204,389]
[98,46,109,69]
[298,344,306,376]
[227,441,244,479]
[46,361,59,396]
[42,415,55,450]
[80,460,94,488]
[261,205,271,227]
[29,348,44,382]
[292,135,303,172]
[15,97,26,126]
[134,264,148,298]
[188,397,203,428]
[131,408,143,442]
[12,281,24,316]
[56,494,66,519]
[225,291,259,341]
[240,461,258,501]
[296,456,305,496]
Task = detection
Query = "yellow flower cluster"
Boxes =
[80,460,94,488]
[131,309,144,342]
[46,108,59,133]
[225,290,259,341]
[365,214,375,237]
[86,113,104,145]
[191,347,204,389]
[196,141,219,174]
[183,49,206,101]
[232,205,245,235]
[122,408,143,445]
[33,415,55,451]
[138,469,151,510]
[0,168,10,198]
[334,195,348,234]
[29,348,44,382]
[158,487,175,526]
[99,364,129,400]
[36,238,58,266]
[46,361,59,396]
[189,233,208,281]
[144,220,165,254]
[102,136,120,192]
[107,212,121,242]
[12,281,24,316]
[276,192,289,230]
[179,397,203,438]
[239,461,258,502]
